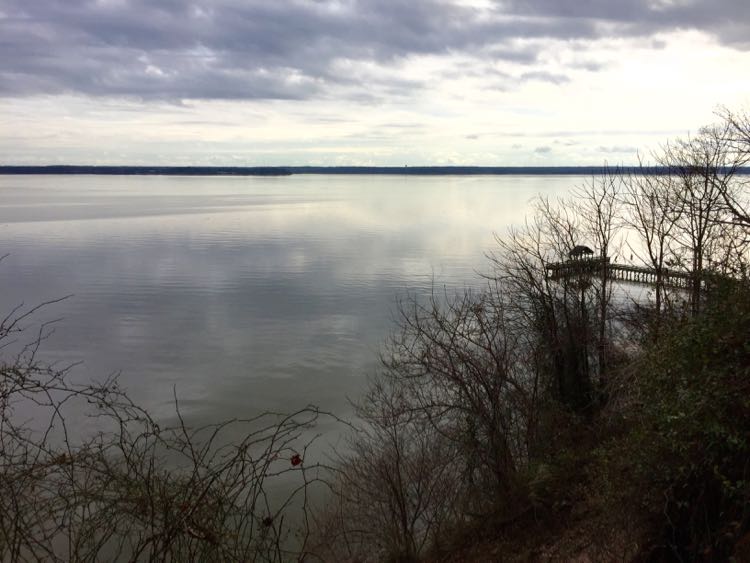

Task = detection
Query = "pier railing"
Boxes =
[545,257,696,289]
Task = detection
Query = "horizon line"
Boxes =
[4,164,747,177]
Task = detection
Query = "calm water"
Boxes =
[0,174,578,427]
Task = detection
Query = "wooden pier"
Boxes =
[545,257,695,289]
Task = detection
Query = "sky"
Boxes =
[1,0,749,166]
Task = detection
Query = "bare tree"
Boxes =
[621,159,681,339]
[716,107,750,228]
[657,124,744,314]
[489,196,600,416]
[573,169,625,383]
[381,287,536,499]
[313,375,462,563]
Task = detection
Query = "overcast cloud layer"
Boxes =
[2,0,749,100]
[1,0,749,164]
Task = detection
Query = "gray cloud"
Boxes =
[0,0,747,101]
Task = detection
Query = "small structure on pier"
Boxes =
[569,245,594,260]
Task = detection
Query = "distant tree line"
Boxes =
[0,166,293,176]
[5,165,748,177]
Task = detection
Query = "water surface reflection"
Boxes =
[0,174,577,426]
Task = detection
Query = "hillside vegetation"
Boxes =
[313,108,750,562]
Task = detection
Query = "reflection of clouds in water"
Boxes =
[0,174,574,424]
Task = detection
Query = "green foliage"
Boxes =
[594,285,750,560]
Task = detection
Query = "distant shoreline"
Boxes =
[1,165,747,176]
